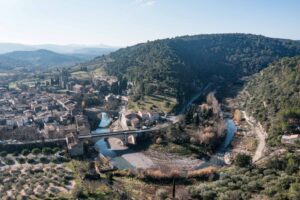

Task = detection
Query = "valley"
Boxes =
[0,34,300,200]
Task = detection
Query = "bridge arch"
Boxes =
[91,134,137,146]
[127,135,136,145]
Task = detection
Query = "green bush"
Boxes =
[21,149,30,156]
[289,183,300,200]
[16,157,26,164]
[235,153,252,168]
[42,147,52,155]
[0,151,7,157]
[27,158,36,164]
[52,147,61,153]
[13,151,19,156]
[39,157,49,164]
[31,148,41,155]
[4,158,15,165]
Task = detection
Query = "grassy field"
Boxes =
[8,81,18,89]
[71,71,91,81]
[9,78,51,89]
[128,95,177,114]
[150,143,193,156]
[93,68,107,76]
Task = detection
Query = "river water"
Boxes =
[94,112,134,169]
[94,112,236,170]
[93,112,111,134]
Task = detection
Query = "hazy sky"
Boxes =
[0,0,299,46]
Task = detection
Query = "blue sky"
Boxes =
[0,0,299,46]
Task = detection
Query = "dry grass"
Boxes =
[128,95,177,113]
[187,167,217,178]
[71,71,90,80]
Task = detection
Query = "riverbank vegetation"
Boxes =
[153,93,226,157]
[188,152,300,200]
[93,151,300,200]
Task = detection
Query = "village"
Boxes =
[0,68,164,148]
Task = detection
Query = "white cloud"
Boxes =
[135,0,156,7]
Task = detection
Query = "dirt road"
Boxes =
[242,111,267,162]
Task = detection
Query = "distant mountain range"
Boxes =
[0,49,84,69]
[0,43,119,55]
[0,43,119,71]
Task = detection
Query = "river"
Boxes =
[94,112,134,169]
[94,112,236,170]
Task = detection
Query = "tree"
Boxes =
[42,147,52,155]
[107,172,114,185]
[21,149,30,156]
[166,124,188,144]
[235,153,252,167]
[31,148,41,155]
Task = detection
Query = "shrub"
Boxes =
[221,190,242,199]
[13,151,19,156]
[235,153,252,168]
[39,157,49,164]
[156,189,168,200]
[31,148,41,155]
[266,158,286,170]
[22,149,30,156]
[247,180,262,192]
[202,190,217,200]
[27,158,36,164]
[0,151,7,157]
[16,157,26,164]
[289,183,300,200]
[4,158,15,165]
[52,147,60,153]
[42,147,52,155]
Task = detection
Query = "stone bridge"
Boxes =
[84,127,161,143]
[66,128,158,156]
[78,129,146,145]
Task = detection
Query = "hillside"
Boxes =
[242,56,300,145]
[1,49,84,70]
[0,55,32,70]
[81,34,300,104]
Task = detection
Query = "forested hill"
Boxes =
[242,56,300,146]
[83,34,300,102]
[3,49,83,69]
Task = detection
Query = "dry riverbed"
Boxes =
[107,138,203,170]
